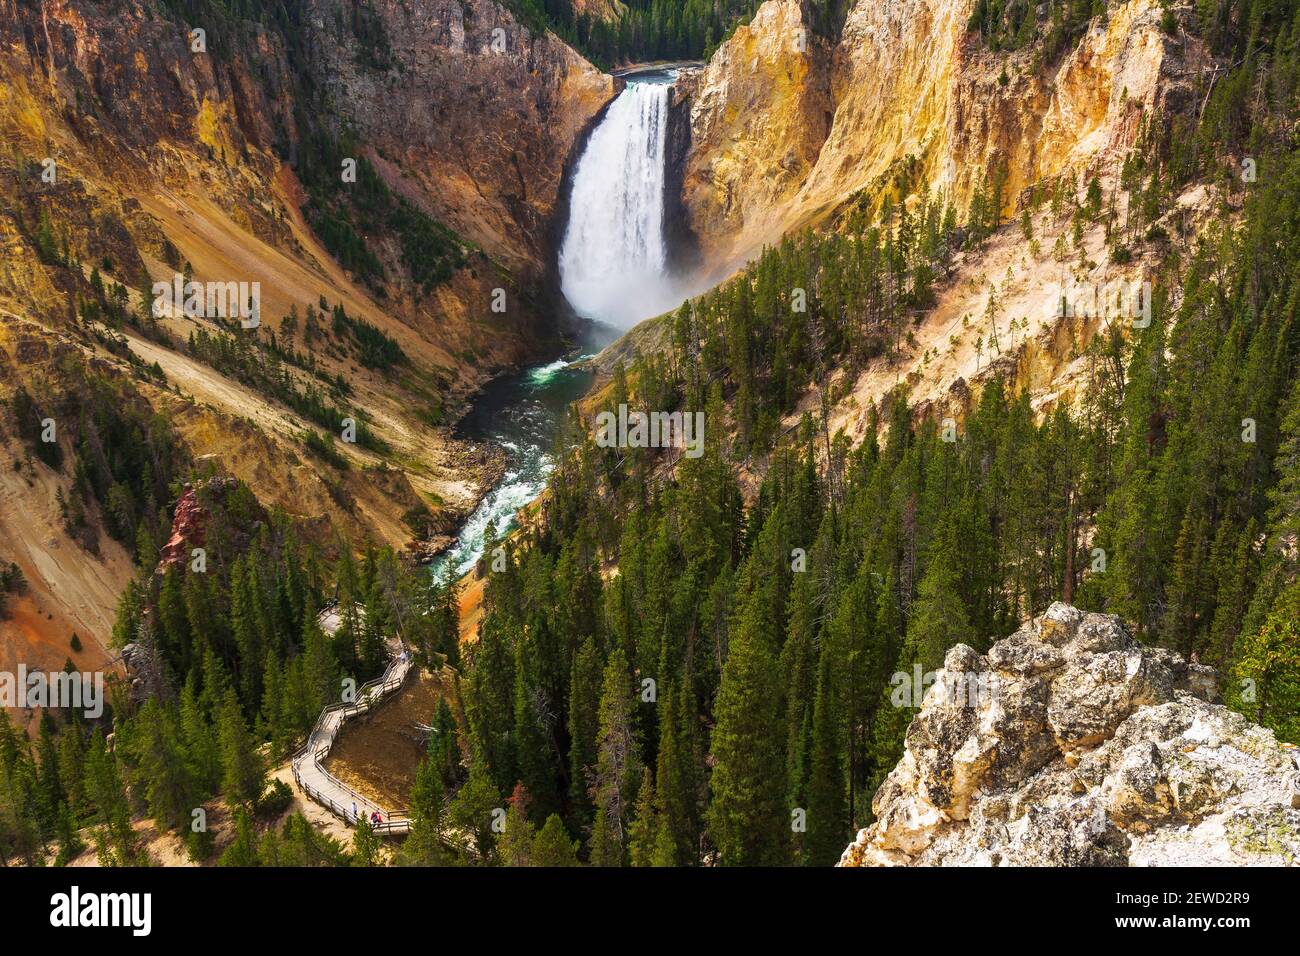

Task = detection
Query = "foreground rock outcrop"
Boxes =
[840,603,1300,866]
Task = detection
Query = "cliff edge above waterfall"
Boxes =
[840,604,1300,867]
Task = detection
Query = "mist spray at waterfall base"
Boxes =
[559,72,694,328]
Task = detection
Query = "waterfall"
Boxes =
[560,77,683,328]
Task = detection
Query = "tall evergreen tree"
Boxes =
[588,649,641,866]
[707,594,788,866]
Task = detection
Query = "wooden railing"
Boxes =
[290,652,413,836]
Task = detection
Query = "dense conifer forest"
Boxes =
[4,0,1300,870]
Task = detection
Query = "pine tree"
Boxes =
[218,810,260,867]
[1267,375,1300,553]
[781,570,817,824]
[497,787,536,867]
[158,566,191,675]
[464,615,516,793]
[229,555,264,709]
[84,730,137,865]
[1230,581,1300,742]
[1099,302,1170,636]
[903,521,976,672]
[805,636,848,866]
[400,756,454,866]
[275,811,349,866]
[1207,520,1258,666]
[655,679,702,865]
[424,565,461,667]
[351,813,382,866]
[867,571,912,795]
[56,725,86,817]
[627,767,659,867]
[0,716,43,865]
[448,752,500,863]
[259,656,291,758]
[216,688,265,808]
[179,674,221,795]
[33,720,64,836]
[512,635,561,823]
[128,698,196,830]
[531,814,580,866]
[426,698,462,795]
[301,612,340,723]
[707,593,789,866]
[566,637,601,836]
[587,649,641,866]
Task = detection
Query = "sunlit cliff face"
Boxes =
[680,0,1179,274]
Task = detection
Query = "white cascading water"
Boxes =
[560,77,684,327]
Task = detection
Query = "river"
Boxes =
[428,322,618,580]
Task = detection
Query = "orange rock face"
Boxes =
[681,0,1212,274]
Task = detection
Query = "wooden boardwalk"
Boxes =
[290,651,414,836]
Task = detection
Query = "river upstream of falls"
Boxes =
[430,69,690,581]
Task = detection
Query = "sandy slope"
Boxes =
[817,181,1215,446]
[0,439,123,731]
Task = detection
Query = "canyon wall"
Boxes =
[0,0,613,709]
[681,0,1210,271]
[0,0,616,363]
[303,0,616,279]
[663,79,701,275]
[676,0,832,278]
